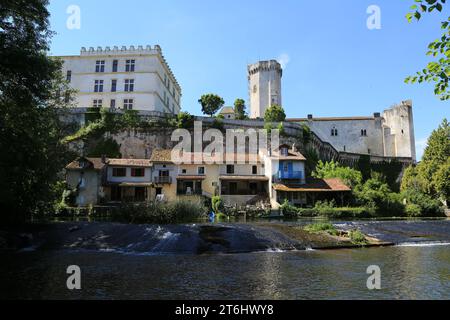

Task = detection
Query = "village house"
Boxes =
[65,146,351,209]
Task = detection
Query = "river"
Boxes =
[1,219,449,300]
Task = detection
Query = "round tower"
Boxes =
[248,60,283,119]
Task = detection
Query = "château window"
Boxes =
[252,165,258,175]
[110,99,116,109]
[92,99,102,108]
[331,128,338,136]
[112,168,126,177]
[361,129,367,136]
[123,99,134,110]
[66,70,72,82]
[112,60,118,72]
[111,79,117,92]
[226,165,235,174]
[94,80,104,92]
[125,59,135,72]
[124,79,134,92]
[95,60,105,72]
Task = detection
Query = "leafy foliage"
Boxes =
[198,94,225,117]
[212,196,224,215]
[304,223,338,236]
[264,105,286,122]
[0,0,74,223]
[176,111,195,129]
[234,98,247,120]
[313,160,363,188]
[405,0,450,100]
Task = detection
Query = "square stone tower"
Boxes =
[248,60,283,119]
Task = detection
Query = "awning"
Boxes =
[219,175,269,182]
[177,175,206,180]
[273,178,351,193]
[107,182,153,187]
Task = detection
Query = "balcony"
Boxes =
[277,171,304,180]
[153,176,172,184]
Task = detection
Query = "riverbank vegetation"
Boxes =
[110,199,208,224]
[281,119,449,218]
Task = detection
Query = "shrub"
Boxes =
[313,200,336,216]
[176,111,195,129]
[405,204,422,217]
[112,199,208,224]
[212,196,224,215]
[401,189,444,217]
[348,230,368,245]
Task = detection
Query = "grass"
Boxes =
[304,223,339,236]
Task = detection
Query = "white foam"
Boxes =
[396,241,450,247]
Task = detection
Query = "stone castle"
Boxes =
[248,59,416,161]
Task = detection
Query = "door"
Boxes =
[111,186,122,201]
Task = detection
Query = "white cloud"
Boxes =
[415,138,428,161]
[277,53,290,69]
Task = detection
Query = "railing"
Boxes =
[153,176,172,184]
[277,171,304,179]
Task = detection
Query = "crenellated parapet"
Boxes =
[247,60,283,76]
[79,45,180,91]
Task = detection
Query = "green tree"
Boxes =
[313,160,363,189]
[234,98,247,120]
[433,158,450,202]
[198,94,225,117]
[405,0,450,100]
[0,0,72,223]
[264,105,286,123]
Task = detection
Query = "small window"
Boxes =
[111,79,117,92]
[182,169,187,174]
[112,167,126,177]
[123,99,134,110]
[361,129,367,137]
[95,60,105,72]
[198,167,205,175]
[124,79,134,92]
[92,99,102,108]
[110,99,116,109]
[226,165,234,174]
[112,60,118,72]
[252,165,257,175]
[94,80,104,93]
[125,59,135,72]
[66,70,72,82]
[131,168,145,177]
[331,128,338,136]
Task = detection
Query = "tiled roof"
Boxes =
[273,178,351,192]
[271,147,306,161]
[219,106,235,114]
[66,157,106,171]
[150,149,174,163]
[108,159,152,167]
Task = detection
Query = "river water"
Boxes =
[1,220,449,300]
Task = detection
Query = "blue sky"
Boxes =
[48,0,449,160]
